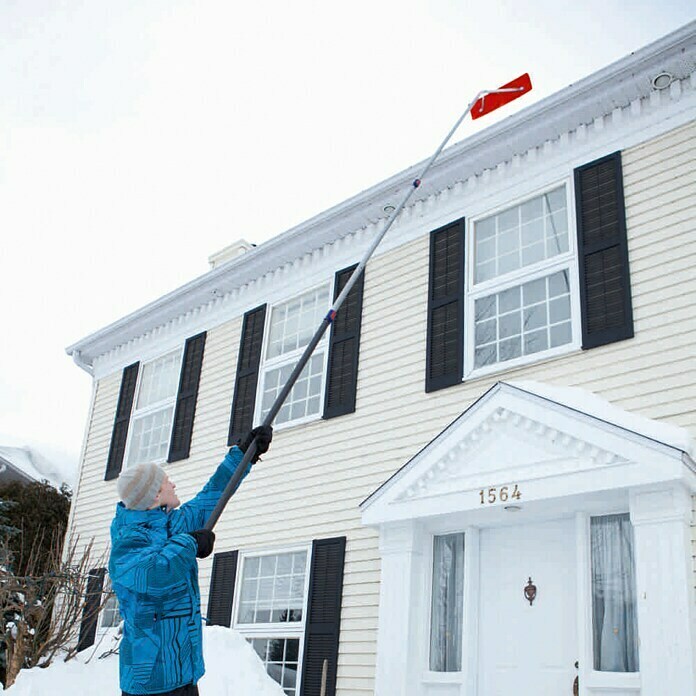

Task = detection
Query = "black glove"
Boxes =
[239,425,273,463]
[189,529,215,559]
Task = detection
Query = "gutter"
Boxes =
[70,349,94,376]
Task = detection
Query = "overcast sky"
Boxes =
[1,1,694,484]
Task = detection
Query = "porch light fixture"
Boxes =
[504,505,522,511]
[651,71,674,90]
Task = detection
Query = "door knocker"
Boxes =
[524,577,537,606]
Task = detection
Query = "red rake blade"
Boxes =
[470,73,533,120]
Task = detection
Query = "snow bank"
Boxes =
[509,380,696,458]
[8,627,285,695]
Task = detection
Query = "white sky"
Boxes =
[1,1,694,481]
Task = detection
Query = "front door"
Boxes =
[478,518,577,695]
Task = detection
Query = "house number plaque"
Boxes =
[479,484,522,505]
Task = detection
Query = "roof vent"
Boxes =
[208,239,255,269]
[651,71,673,90]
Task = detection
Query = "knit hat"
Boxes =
[117,463,166,510]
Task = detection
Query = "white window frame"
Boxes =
[254,283,333,431]
[464,178,582,380]
[123,347,184,468]
[231,544,312,696]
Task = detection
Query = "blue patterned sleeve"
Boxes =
[168,447,250,534]
[109,528,197,597]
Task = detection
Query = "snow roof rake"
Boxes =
[203,73,533,532]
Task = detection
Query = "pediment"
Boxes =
[394,405,628,503]
[361,381,694,524]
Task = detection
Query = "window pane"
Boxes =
[474,185,568,283]
[136,351,181,409]
[248,637,300,696]
[101,595,121,628]
[127,406,174,466]
[261,353,324,425]
[267,286,330,359]
[238,552,307,625]
[591,514,639,672]
[429,533,465,672]
[473,270,572,369]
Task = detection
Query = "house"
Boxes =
[0,445,67,488]
[65,21,696,696]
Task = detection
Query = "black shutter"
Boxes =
[207,550,238,627]
[300,537,346,696]
[168,332,207,463]
[323,265,365,419]
[105,362,139,481]
[77,567,105,652]
[425,218,465,392]
[575,152,634,349]
[228,305,267,446]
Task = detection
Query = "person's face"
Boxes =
[156,475,180,511]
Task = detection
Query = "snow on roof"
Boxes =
[10,627,285,695]
[0,445,73,488]
[508,380,696,459]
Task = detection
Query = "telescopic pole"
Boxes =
[204,78,532,531]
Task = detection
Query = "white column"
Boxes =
[630,483,696,696]
[374,520,427,696]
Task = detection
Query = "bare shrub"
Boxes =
[0,534,109,689]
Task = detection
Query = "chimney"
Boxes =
[208,239,255,269]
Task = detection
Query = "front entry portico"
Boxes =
[361,382,696,696]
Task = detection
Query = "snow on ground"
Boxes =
[509,380,696,458]
[9,627,285,695]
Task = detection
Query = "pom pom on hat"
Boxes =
[117,463,166,510]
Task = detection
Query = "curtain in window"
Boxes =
[429,533,465,672]
[590,513,639,672]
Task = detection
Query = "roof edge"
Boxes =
[67,21,696,367]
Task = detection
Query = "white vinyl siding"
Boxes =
[67,121,696,695]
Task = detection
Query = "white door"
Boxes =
[478,518,577,696]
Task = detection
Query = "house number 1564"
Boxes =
[479,485,521,505]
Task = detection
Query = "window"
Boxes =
[468,184,578,375]
[234,549,310,695]
[249,638,300,695]
[256,286,330,427]
[125,349,182,467]
[429,533,465,672]
[590,514,639,672]
[97,592,121,650]
[100,594,121,630]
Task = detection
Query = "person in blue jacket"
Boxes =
[109,426,272,696]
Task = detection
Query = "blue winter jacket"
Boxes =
[109,448,247,695]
